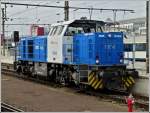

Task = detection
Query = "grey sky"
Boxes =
[1,0,147,36]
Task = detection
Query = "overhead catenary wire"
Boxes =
[1,1,136,26]
[2,1,138,32]
[4,23,51,25]
[7,1,45,17]
[1,1,135,23]
[1,2,135,12]
[7,1,60,17]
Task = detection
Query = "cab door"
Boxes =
[47,25,65,63]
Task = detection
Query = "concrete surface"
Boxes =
[2,74,130,112]
[132,77,149,97]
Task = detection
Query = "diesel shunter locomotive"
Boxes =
[14,19,138,91]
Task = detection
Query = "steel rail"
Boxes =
[1,102,24,112]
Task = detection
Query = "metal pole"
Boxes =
[0,0,1,56]
[148,0,150,72]
[0,0,1,86]
[132,32,135,69]
[64,1,69,21]
[2,8,5,56]
[89,7,93,20]
[4,4,8,56]
[15,42,16,62]
[146,0,149,73]
[113,10,117,31]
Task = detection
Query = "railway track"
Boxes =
[1,63,149,111]
[1,102,23,112]
[76,90,149,111]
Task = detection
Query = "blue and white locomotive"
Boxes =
[15,19,138,91]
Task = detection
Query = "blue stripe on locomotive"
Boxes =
[17,36,47,62]
[72,32,123,65]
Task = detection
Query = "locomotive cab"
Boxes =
[47,19,105,64]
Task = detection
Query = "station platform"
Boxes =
[1,55,14,64]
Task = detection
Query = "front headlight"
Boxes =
[120,59,123,63]
[96,59,99,64]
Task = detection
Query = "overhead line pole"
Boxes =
[64,1,69,21]
[0,0,1,85]
[149,0,150,74]
[113,10,117,31]
[0,0,1,57]
[146,0,149,73]
[2,8,5,56]
[4,3,8,55]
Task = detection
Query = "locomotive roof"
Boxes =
[51,19,105,27]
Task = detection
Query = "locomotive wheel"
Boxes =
[48,70,56,82]
[22,66,29,75]
[16,65,22,74]
[105,77,127,92]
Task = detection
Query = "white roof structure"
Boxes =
[51,19,106,27]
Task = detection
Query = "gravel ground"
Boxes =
[2,74,131,112]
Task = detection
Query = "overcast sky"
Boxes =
[1,0,147,36]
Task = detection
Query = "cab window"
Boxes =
[52,26,58,36]
[50,26,57,36]
[57,26,64,35]
[50,26,64,36]
[64,27,84,36]
[49,27,54,36]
